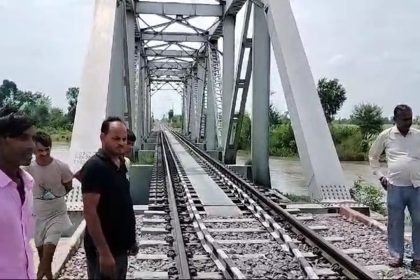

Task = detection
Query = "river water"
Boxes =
[51,143,380,196]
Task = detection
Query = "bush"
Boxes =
[283,193,311,203]
[269,124,298,157]
[38,127,72,142]
[331,125,366,161]
[351,177,386,215]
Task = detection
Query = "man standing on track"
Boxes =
[26,131,74,279]
[369,104,420,269]
[81,116,137,279]
[0,107,36,279]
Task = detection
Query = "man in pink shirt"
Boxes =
[0,107,36,279]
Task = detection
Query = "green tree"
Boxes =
[350,103,384,138]
[317,78,347,123]
[66,87,79,124]
[49,108,69,129]
[168,109,174,123]
[0,80,18,107]
[238,113,251,150]
[269,104,281,126]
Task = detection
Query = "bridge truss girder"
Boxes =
[70,0,353,203]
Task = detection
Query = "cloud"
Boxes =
[327,54,348,66]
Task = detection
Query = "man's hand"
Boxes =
[379,176,389,190]
[99,251,116,278]
[128,243,139,256]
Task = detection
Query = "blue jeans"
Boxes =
[387,185,420,260]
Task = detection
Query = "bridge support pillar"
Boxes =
[265,0,352,202]
[69,0,122,172]
[251,5,271,189]
[222,15,235,151]
[107,3,125,117]
[126,11,136,129]
[206,63,217,151]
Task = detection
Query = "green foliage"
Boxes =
[330,125,365,161]
[350,103,384,139]
[238,113,251,150]
[351,178,386,215]
[317,78,347,123]
[269,124,298,157]
[0,80,75,141]
[269,104,281,126]
[137,152,155,164]
[66,87,79,124]
[283,193,311,203]
[168,109,174,122]
[169,114,183,129]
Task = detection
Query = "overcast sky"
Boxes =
[1,0,420,119]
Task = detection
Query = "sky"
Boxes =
[1,0,420,119]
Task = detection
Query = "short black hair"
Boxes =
[127,129,136,143]
[394,104,412,118]
[101,116,126,134]
[33,131,52,148]
[0,106,34,138]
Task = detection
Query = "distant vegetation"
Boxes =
[236,77,420,161]
[166,77,420,161]
[0,79,78,142]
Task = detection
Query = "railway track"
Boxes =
[167,129,377,279]
[61,127,415,279]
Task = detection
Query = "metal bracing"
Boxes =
[144,49,203,58]
[149,69,187,77]
[194,59,206,142]
[135,45,145,143]
[142,32,207,42]
[252,4,271,188]
[124,2,136,129]
[107,3,126,118]
[264,0,351,201]
[186,77,193,135]
[146,82,152,134]
[137,1,223,17]
[205,63,217,150]
[208,0,248,39]
[148,61,191,70]
[222,15,235,152]
[207,43,223,149]
[189,69,198,141]
[224,1,252,164]
[182,83,188,134]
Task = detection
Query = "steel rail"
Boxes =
[159,133,191,279]
[171,130,376,280]
[161,131,246,279]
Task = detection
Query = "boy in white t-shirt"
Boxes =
[25,131,73,279]
[124,129,136,179]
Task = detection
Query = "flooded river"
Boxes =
[52,144,380,196]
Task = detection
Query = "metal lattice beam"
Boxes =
[148,61,191,70]
[137,2,223,17]
[208,0,247,39]
[142,31,208,42]
[144,49,202,57]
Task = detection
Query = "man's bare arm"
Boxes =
[83,193,111,256]
[62,180,73,193]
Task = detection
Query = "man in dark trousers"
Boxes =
[81,116,137,279]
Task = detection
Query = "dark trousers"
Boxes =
[86,250,128,279]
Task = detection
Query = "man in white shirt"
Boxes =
[369,104,420,269]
